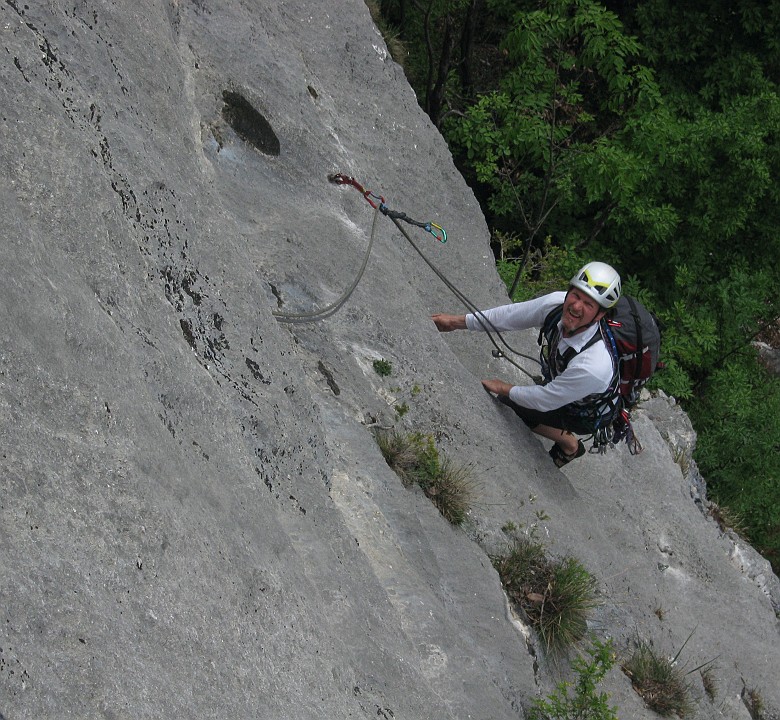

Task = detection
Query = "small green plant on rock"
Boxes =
[375,430,476,526]
[375,430,436,484]
[529,639,619,720]
[372,358,393,377]
[622,641,692,717]
[492,536,599,652]
[389,383,421,416]
[416,455,476,526]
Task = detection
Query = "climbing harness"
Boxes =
[273,174,540,379]
[589,407,643,455]
[538,305,622,438]
[539,303,648,455]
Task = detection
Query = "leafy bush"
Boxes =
[375,430,476,525]
[492,536,599,652]
[529,639,619,720]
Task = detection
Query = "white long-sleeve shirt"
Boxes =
[465,291,615,412]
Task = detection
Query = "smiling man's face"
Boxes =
[561,288,606,338]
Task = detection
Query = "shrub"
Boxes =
[375,430,475,526]
[529,639,619,720]
[492,537,599,652]
[622,642,692,717]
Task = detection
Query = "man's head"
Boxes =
[561,262,621,337]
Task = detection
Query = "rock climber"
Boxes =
[431,261,622,467]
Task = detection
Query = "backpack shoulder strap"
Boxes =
[626,296,644,383]
[538,304,563,347]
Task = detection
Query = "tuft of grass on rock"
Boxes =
[492,536,598,653]
[622,642,692,717]
[375,430,476,526]
[416,455,476,526]
[743,685,765,720]
[707,502,749,539]
[376,430,438,485]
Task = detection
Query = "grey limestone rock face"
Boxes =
[1,2,778,719]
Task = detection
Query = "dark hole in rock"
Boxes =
[221,90,280,156]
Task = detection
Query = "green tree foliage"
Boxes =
[373,0,780,571]
[623,0,780,108]
[447,0,659,253]
[689,359,780,569]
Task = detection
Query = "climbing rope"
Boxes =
[381,202,539,377]
[328,173,447,243]
[271,202,381,323]
[274,174,539,378]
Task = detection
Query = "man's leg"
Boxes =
[529,423,580,456]
[497,397,582,458]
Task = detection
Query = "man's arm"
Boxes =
[435,292,568,334]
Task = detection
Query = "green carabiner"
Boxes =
[427,223,447,243]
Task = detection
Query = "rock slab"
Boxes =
[1,2,778,719]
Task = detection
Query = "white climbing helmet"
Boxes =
[569,261,621,309]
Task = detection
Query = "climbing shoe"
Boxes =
[549,440,586,468]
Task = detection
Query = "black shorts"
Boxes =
[498,395,596,436]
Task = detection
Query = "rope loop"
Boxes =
[278,174,535,377]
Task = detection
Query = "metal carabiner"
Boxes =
[426,222,447,243]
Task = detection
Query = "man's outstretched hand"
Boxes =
[481,379,512,397]
[431,313,467,332]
